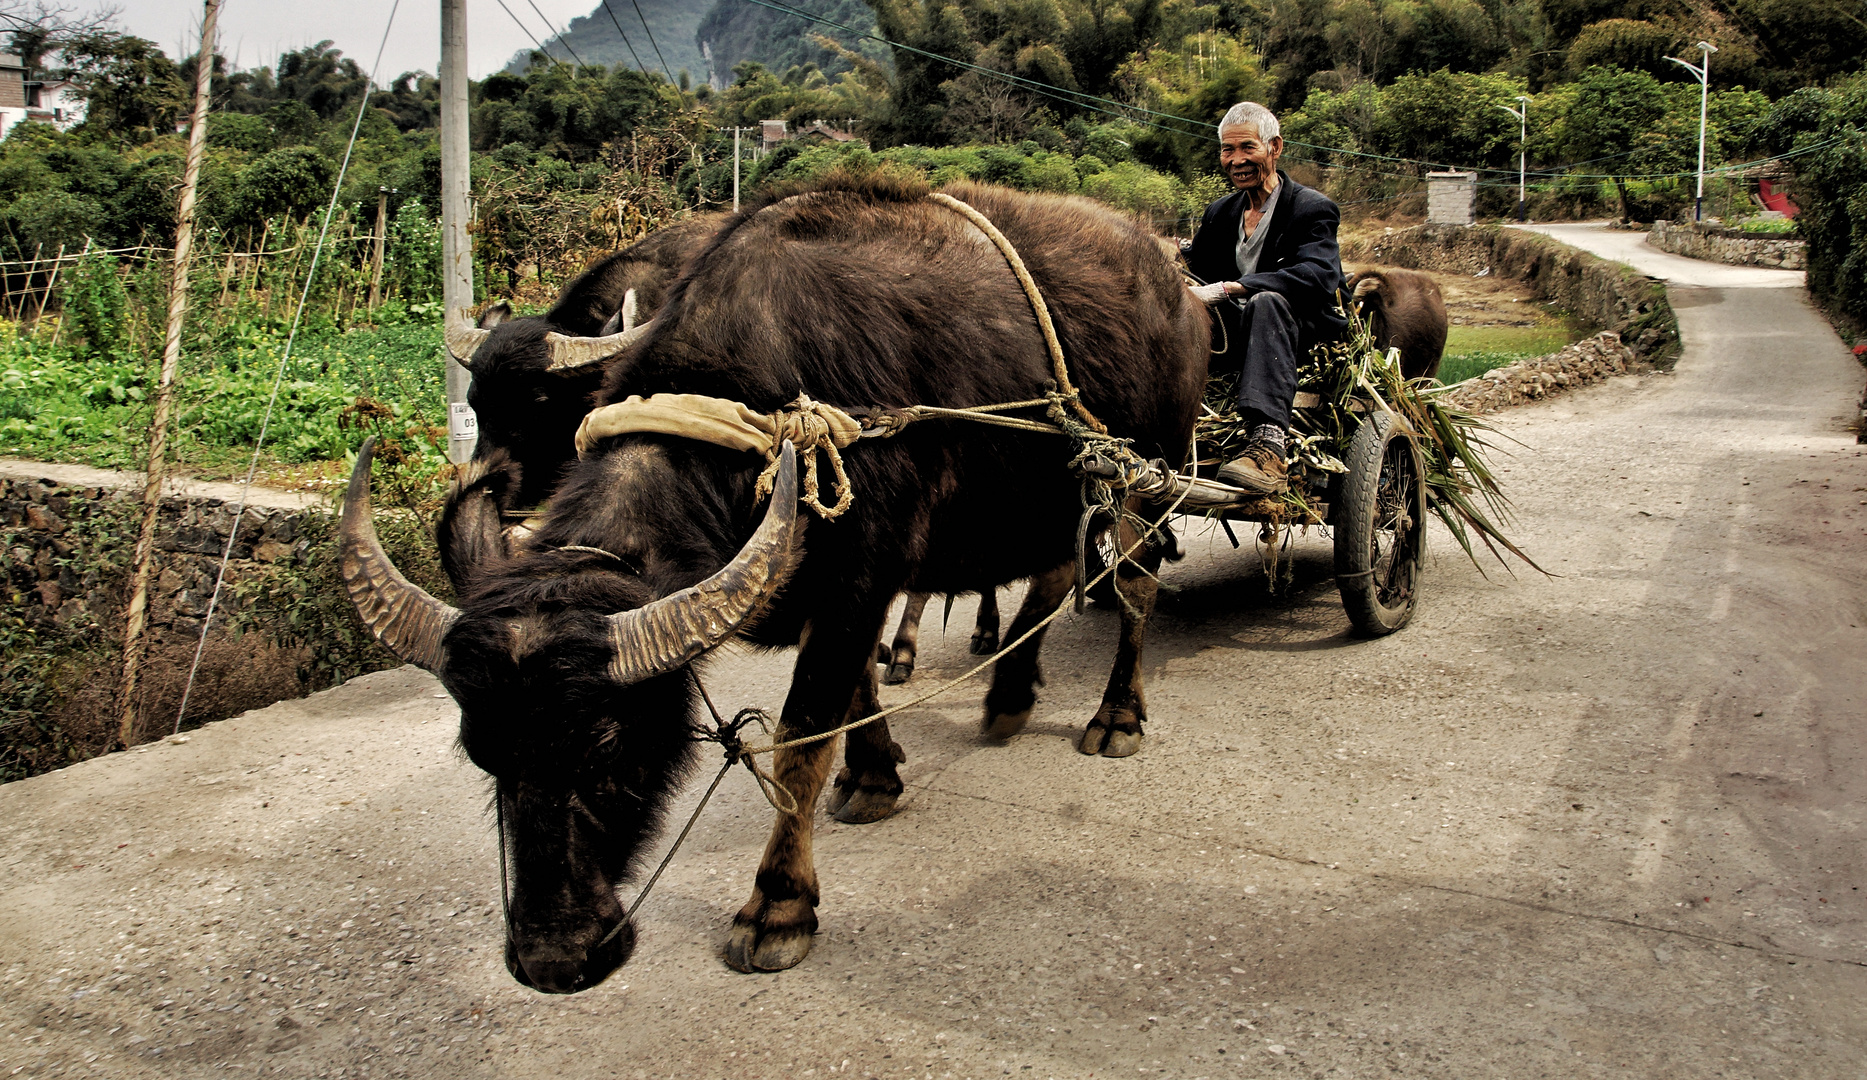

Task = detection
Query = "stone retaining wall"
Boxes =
[1343,224,1680,363]
[1649,220,1806,270]
[1441,331,1638,413]
[3,477,315,637]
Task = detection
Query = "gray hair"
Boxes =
[1218,102,1280,141]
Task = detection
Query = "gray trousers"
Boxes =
[1213,291,1299,430]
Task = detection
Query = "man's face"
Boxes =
[1219,123,1282,195]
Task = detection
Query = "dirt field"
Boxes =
[0,227,1861,1080]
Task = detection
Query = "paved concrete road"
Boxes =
[2,225,1863,1079]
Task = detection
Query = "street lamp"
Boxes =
[1497,95,1528,222]
[1667,41,1718,223]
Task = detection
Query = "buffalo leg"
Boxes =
[826,667,905,824]
[1079,509,1165,758]
[880,593,928,684]
[969,588,1001,655]
[725,605,888,973]
[980,563,1076,739]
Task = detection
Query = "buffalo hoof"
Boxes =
[827,766,903,823]
[724,897,817,973]
[982,707,1031,740]
[883,658,914,685]
[969,627,999,655]
[1078,707,1144,757]
[833,786,900,823]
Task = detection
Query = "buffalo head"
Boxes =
[339,436,803,992]
[444,303,651,509]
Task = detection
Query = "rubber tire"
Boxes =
[1334,411,1426,636]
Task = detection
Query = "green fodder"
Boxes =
[1199,308,1542,573]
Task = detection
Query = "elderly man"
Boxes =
[1185,101,1348,494]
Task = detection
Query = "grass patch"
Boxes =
[1439,323,1584,385]
[1439,350,1527,384]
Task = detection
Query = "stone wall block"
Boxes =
[1649,221,1807,270]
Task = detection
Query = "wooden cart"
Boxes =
[1152,400,1427,636]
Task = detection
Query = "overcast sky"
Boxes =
[123,0,594,82]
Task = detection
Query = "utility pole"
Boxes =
[367,185,394,310]
[1497,96,1528,222]
[733,125,742,212]
[440,0,476,462]
[117,0,220,748]
[1668,41,1718,223]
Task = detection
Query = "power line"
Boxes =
[628,0,679,86]
[490,0,560,66]
[522,0,590,68]
[597,0,653,75]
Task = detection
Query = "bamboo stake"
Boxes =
[47,238,87,349]
[117,0,221,750]
[33,242,65,329]
[367,185,389,309]
[18,242,40,320]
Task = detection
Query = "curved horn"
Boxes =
[543,320,653,372]
[620,288,638,332]
[445,309,492,370]
[605,443,804,685]
[340,436,461,672]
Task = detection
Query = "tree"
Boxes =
[0,0,118,73]
[275,41,369,121]
[1556,65,1676,219]
[62,32,185,141]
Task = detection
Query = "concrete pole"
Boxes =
[440,0,476,463]
[733,126,741,212]
[1498,98,1527,222]
[1517,97,1527,222]
[1695,44,1713,222]
[117,0,221,749]
[1669,42,1717,223]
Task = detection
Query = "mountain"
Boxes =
[503,0,884,88]
[695,0,884,86]
[501,0,712,84]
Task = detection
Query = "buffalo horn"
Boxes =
[605,442,803,685]
[339,436,461,672]
[444,311,491,371]
[542,320,652,372]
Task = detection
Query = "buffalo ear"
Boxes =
[437,449,524,590]
[479,302,513,330]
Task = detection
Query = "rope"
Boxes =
[171,0,404,735]
[927,193,1108,436]
[754,395,857,519]
[695,439,1200,817]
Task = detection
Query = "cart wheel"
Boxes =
[1334,411,1425,635]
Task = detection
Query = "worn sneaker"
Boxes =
[1216,443,1289,495]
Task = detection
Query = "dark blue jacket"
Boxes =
[1185,170,1349,347]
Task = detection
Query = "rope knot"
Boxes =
[754,394,860,520]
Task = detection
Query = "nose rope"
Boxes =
[592,675,779,949]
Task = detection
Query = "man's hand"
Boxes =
[1189,282,1233,305]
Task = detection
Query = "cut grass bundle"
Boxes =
[1197,307,1543,574]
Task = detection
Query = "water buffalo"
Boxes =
[440,215,723,523]
[440,216,1003,677]
[1344,267,1448,381]
[340,172,1208,991]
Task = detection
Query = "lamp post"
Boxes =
[1667,41,1718,223]
[1497,95,1528,222]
